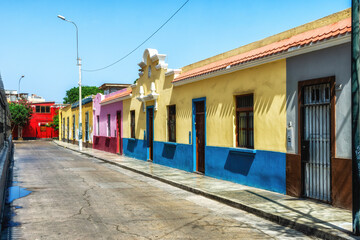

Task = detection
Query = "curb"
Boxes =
[53,141,355,240]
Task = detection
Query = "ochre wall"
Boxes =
[123,55,169,141]
[123,55,286,153]
[172,60,286,152]
[59,105,72,141]
[59,101,93,144]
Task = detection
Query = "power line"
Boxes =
[83,0,189,72]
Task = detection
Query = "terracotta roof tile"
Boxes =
[173,18,351,83]
[100,88,132,104]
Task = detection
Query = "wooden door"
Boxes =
[195,101,205,173]
[117,111,122,154]
[148,108,154,161]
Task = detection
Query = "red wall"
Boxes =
[12,102,59,139]
[93,136,118,154]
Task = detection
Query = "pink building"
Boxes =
[93,88,132,154]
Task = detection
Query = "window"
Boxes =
[62,118,65,139]
[130,110,135,138]
[148,66,151,78]
[67,117,70,140]
[107,114,111,137]
[96,116,100,135]
[85,112,89,141]
[36,105,50,113]
[72,115,76,140]
[236,94,254,149]
[168,105,176,142]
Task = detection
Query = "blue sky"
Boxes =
[0,0,351,103]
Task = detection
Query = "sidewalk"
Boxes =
[53,140,358,240]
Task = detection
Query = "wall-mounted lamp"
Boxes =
[335,84,343,91]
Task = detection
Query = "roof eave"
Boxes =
[100,94,132,105]
[173,34,350,87]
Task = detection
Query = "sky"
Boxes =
[0,0,351,103]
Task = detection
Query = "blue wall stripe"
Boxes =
[123,138,286,194]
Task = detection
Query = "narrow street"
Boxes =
[1,141,315,239]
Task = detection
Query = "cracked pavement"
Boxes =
[1,141,317,239]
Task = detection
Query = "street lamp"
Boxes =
[57,14,83,151]
[18,75,25,100]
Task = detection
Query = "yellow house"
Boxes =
[120,8,353,197]
[121,47,286,194]
[59,96,94,147]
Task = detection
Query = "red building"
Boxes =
[13,102,61,140]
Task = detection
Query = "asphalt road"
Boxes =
[1,141,316,239]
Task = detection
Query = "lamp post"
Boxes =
[18,75,24,100]
[57,15,83,151]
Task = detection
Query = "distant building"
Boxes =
[99,83,131,95]
[12,102,62,139]
[5,90,45,103]
[28,94,45,103]
[58,96,95,148]
[5,90,17,102]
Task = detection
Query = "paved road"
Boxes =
[1,141,316,239]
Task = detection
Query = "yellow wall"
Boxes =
[58,100,94,143]
[59,105,72,141]
[123,55,169,141]
[172,60,286,152]
[123,51,286,153]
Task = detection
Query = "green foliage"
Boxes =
[9,98,33,130]
[48,111,59,131]
[63,86,103,104]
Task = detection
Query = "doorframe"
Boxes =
[297,76,336,198]
[192,97,207,172]
[146,105,154,160]
[116,111,122,155]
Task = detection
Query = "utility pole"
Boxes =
[57,15,83,151]
[352,0,360,235]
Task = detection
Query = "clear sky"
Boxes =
[0,0,351,103]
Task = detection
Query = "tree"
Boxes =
[48,111,59,131]
[63,86,103,104]
[9,98,33,132]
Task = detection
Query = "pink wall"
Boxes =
[93,89,126,153]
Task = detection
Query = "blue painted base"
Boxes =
[153,141,193,172]
[122,137,285,194]
[123,138,147,161]
[205,146,286,194]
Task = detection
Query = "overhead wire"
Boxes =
[82,0,189,72]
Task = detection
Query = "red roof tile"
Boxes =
[173,18,351,83]
[100,88,132,104]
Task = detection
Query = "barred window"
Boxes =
[168,105,176,142]
[236,94,254,149]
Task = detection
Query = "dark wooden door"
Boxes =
[195,101,205,173]
[117,111,122,154]
[148,108,154,161]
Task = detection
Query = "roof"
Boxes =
[31,102,55,106]
[99,83,131,90]
[71,96,94,109]
[173,17,351,83]
[100,88,132,105]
